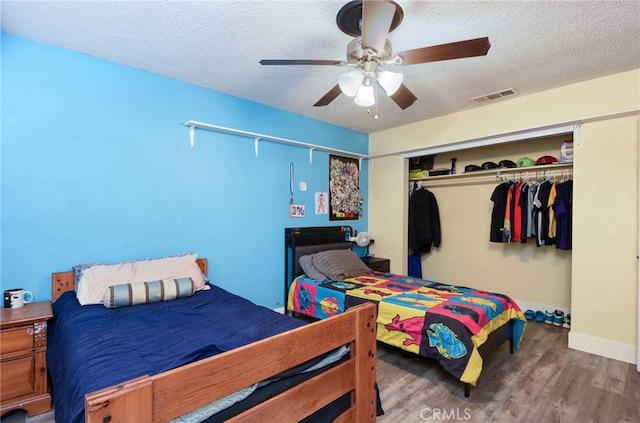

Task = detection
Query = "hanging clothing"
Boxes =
[554,179,573,250]
[489,174,572,249]
[408,187,441,254]
[502,183,516,242]
[519,183,529,243]
[408,181,420,197]
[408,253,423,278]
[512,182,523,242]
[533,180,553,246]
[490,182,511,242]
[526,182,538,239]
[547,181,559,240]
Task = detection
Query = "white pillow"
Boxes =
[76,253,206,305]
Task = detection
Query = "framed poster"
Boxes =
[329,154,360,221]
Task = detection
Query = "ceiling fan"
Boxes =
[259,0,491,111]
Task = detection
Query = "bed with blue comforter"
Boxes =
[48,284,357,423]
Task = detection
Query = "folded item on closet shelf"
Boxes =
[536,155,558,165]
[516,157,536,167]
[481,161,499,170]
[409,169,429,179]
[428,168,451,176]
[498,159,517,168]
[560,141,574,163]
[464,164,482,172]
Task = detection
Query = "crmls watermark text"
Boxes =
[420,407,472,421]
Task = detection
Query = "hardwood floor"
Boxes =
[376,321,640,423]
[2,322,638,423]
[0,410,53,423]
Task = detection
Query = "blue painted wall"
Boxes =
[1,34,369,309]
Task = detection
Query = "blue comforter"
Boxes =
[48,285,306,423]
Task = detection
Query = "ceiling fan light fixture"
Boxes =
[377,70,403,95]
[338,70,364,97]
[261,1,489,113]
[354,83,375,107]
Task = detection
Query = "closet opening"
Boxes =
[407,133,574,324]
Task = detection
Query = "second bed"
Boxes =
[284,226,527,397]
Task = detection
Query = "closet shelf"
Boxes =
[409,162,574,182]
[184,120,368,164]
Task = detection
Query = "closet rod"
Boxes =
[496,167,573,182]
[184,120,368,163]
[413,177,497,188]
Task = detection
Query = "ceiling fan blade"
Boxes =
[259,59,346,66]
[361,0,396,54]
[313,84,342,107]
[395,37,491,66]
[389,83,417,110]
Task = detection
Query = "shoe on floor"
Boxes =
[544,311,554,324]
[535,311,545,322]
[524,310,535,321]
[562,313,571,329]
[552,310,565,326]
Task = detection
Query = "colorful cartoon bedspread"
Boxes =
[288,271,526,385]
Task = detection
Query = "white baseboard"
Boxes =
[514,298,636,364]
[273,306,285,314]
[568,331,637,364]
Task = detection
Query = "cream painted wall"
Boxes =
[368,69,639,363]
[369,69,639,156]
[572,116,639,346]
[413,136,573,310]
[369,154,408,277]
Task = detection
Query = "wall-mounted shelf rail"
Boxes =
[184,120,368,164]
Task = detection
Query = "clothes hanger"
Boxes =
[521,172,529,189]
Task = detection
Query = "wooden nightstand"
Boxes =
[1,301,53,417]
[360,256,390,273]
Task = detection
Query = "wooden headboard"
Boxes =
[51,258,208,303]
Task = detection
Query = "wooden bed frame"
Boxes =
[284,227,515,398]
[51,258,378,422]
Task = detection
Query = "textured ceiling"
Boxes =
[2,1,639,133]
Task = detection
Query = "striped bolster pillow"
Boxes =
[102,278,196,308]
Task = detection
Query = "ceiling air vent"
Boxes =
[471,88,518,103]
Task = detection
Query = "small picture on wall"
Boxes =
[329,154,360,221]
[315,192,328,215]
[290,204,305,218]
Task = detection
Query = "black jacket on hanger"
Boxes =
[408,188,441,254]
[490,182,511,242]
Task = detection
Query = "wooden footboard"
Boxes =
[84,302,378,423]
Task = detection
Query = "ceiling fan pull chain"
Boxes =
[374,80,379,120]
